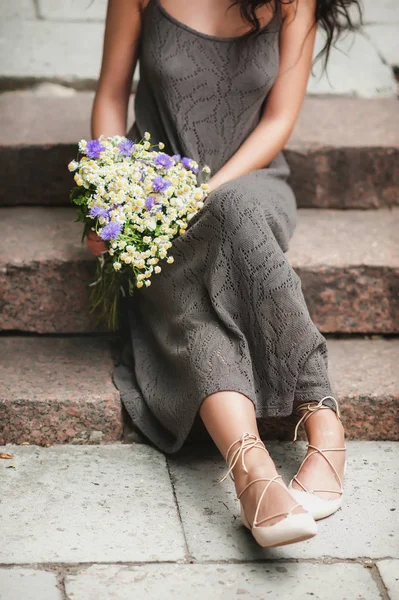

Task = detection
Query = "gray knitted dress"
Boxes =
[113,0,335,454]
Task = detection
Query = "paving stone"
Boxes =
[167,441,399,561]
[0,20,104,86]
[0,445,184,563]
[64,563,380,600]
[38,0,107,21]
[0,0,36,19]
[307,29,397,97]
[0,569,62,600]
[1,207,398,334]
[377,560,399,600]
[0,337,122,445]
[364,25,399,67]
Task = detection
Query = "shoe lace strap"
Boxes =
[238,475,302,527]
[219,432,269,483]
[292,444,346,495]
[293,396,341,443]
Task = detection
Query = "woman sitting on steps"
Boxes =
[87,0,360,548]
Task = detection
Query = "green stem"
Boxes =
[88,256,134,331]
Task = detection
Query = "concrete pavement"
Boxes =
[0,441,398,598]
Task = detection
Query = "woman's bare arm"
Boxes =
[91,0,145,139]
[88,0,315,254]
[207,0,317,192]
[88,0,145,254]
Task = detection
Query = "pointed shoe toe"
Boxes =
[240,503,317,548]
[219,433,318,549]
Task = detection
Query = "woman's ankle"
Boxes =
[304,409,345,447]
[233,459,280,493]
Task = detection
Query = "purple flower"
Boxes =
[145,196,157,211]
[172,154,181,161]
[89,206,110,220]
[152,175,171,193]
[99,222,123,241]
[86,139,105,159]
[118,139,135,156]
[153,153,175,169]
[181,156,199,174]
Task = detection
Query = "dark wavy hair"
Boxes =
[232,0,363,69]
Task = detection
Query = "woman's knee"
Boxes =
[207,180,243,218]
[206,181,266,236]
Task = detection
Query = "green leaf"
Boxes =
[70,186,91,206]
[74,205,89,221]
[69,186,84,200]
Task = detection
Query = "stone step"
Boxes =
[0,92,398,209]
[0,336,398,445]
[1,206,398,334]
[0,337,122,446]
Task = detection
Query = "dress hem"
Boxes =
[118,375,337,456]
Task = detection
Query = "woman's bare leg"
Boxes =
[293,408,346,499]
[199,391,306,527]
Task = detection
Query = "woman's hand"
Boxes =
[87,230,107,256]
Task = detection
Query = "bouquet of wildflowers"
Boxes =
[68,132,210,330]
